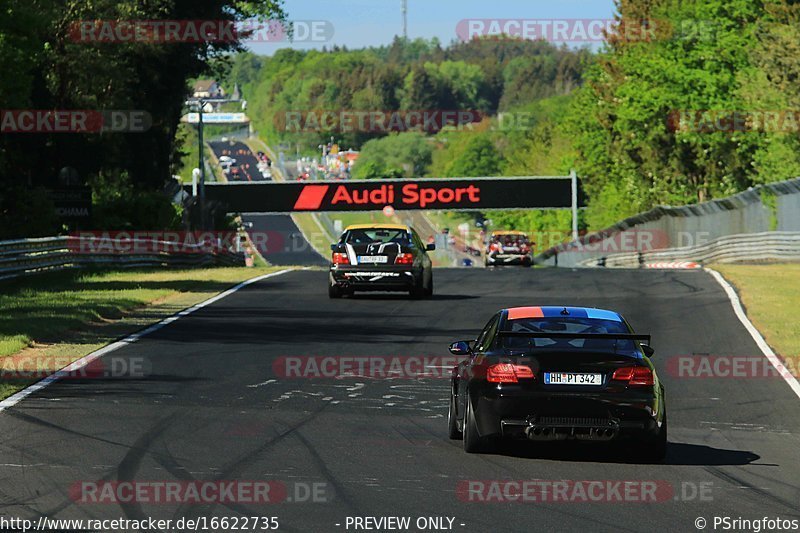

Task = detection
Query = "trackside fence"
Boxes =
[535,177,800,268]
[581,231,800,268]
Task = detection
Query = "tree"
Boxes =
[445,135,501,177]
[399,65,440,110]
[566,0,786,228]
[352,133,433,179]
[0,0,286,236]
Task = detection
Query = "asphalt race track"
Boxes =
[244,214,327,266]
[208,141,263,183]
[206,139,324,267]
[1,268,799,532]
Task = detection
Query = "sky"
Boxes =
[245,0,618,54]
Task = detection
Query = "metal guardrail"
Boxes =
[0,235,246,281]
[580,231,800,268]
[535,176,800,267]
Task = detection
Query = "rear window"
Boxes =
[344,229,411,246]
[493,234,529,245]
[500,317,637,354]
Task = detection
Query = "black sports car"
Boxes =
[328,224,435,298]
[447,306,666,461]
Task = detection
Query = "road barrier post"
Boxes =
[571,169,579,242]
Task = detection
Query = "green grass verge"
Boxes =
[425,210,476,233]
[326,212,400,230]
[0,266,282,399]
[290,213,334,258]
[714,264,800,359]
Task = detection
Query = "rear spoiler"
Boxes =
[497,332,651,343]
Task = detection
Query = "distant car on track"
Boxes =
[329,224,435,298]
[257,161,272,179]
[485,230,533,267]
[463,245,481,257]
[447,306,666,461]
[219,156,235,174]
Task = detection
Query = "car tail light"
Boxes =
[612,366,654,386]
[487,364,535,383]
[332,252,349,265]
[489,243,499,252]
[395,253,414,265]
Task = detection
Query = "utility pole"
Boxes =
[184,89,246,230]
[198,101,206,230]
[570,169,578,241]
[402,0,407,39]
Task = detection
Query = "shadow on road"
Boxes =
[485,440,761,466]
[346,293,479,301]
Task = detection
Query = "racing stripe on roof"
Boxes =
[507,306,622,320]
[539,306,588,318]
[507,307,543,320]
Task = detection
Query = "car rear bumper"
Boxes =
[486,253,531,265]
[472,388,662,441]
[330,267,419,291]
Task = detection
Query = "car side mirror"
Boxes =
[330,243,338,251]
[426,243,436,251]
[641,344,655,357]
[449,341,471,356]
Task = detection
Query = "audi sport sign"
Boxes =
[191,177,583,213]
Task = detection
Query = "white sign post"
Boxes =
[183,113,250,124]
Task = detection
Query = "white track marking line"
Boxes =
[0,269,294,412]
[705,267,800,400]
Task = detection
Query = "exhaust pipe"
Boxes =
[526,424,617,441]
[579,427,617,440]
[525,426,559,440]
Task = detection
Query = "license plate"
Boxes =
[544,373,603,385]
[358,256,387,264]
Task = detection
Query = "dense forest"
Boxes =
[572,0,800,228]
[232,37,589,150]
[2,0,799,239]
[0,0,285,238]
[232,0,800,233]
